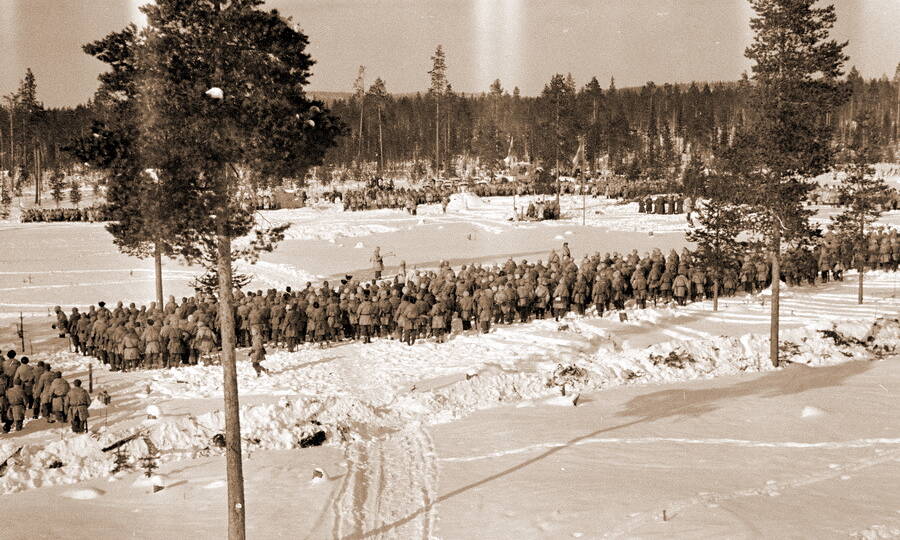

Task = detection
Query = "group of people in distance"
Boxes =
[638,195,690,215]
[1,350,91,433]
[342,184,454,214]
[48,228,899,377]
[20,205,109,223]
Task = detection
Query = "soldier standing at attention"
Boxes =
[372,247,384,279]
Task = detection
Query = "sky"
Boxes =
[1,0,898,108]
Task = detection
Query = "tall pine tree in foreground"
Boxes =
[79,2,344,538]
[831,110,891,304]
[742,0,848,367]
[70,24,184,308]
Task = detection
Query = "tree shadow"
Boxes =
[342,417,646,540]
[344,359,875,539]
[617,359,875,422]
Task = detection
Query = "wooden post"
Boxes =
[89,364,93,393]
[19,312,25,352]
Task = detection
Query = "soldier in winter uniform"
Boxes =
[66,379,91,433]
[5,381,26,431]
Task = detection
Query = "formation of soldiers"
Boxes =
[523,199,561,221]
[1,349,91,433]
[342,185,455,213]
[49,229,899,374]
[638,195,688,215]
[21,205,110,223]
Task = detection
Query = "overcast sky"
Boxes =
[1,0,898,107]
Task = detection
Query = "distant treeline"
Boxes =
[2,66,899,187]
[324,66,900,179]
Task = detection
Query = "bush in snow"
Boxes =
[546,364,588,391]
[648,350,696,369]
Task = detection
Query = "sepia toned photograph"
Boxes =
[1,0,899,538]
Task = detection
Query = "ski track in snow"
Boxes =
[440,437,900,463]
[332,422,438,540]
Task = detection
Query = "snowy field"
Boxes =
[1,193,900,539]
[2,191,898,319]
[0,194,696,318]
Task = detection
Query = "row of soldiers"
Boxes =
[54,229,900,371]
[1,350,91,433]
[816,228,900,276]
[342,186,455,213]
[638,195,690,215]
[21,205,110,223]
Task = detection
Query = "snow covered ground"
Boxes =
[1,193,900,538]
[0,194,693,318]
[3,190,897,319]
[1,270,898,538]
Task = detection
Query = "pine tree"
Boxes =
[541,73,579,201]
[0,181,10,219]
[70,24,180,308]
[682,153,706,196]
[353,65,366,163]
[49,169,65,207]
[742,0,848,367]
[68,178,82,207]
[428,45,448,173]
[367,77,388,173]
[687,174,746,311]
[77,3,345,537]
[831,110,891,304]
[15,69,44,205]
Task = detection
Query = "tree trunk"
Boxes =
[33,145,40,206]
[378,108,384,174]
[154,240,164,308]
[858,220,864,305]
[858,263,864,305]
[769,226,781,367]
[713,279,719,312]
[435,99,440,174]
[216,201,246,540]
[7,100,13,174]
[555,100,561,206]
[357,99,364,163]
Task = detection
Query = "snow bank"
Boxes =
[446,192,488,212]
[61,488,105,500]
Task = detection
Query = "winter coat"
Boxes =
[6,386,25,421]
[123,332,141,360]
[142,326,162,355]
[357,300,375,326]
[194,325,217,354]
[67,386,91,421]
[50,377,70,413]
[673,275,690,297]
